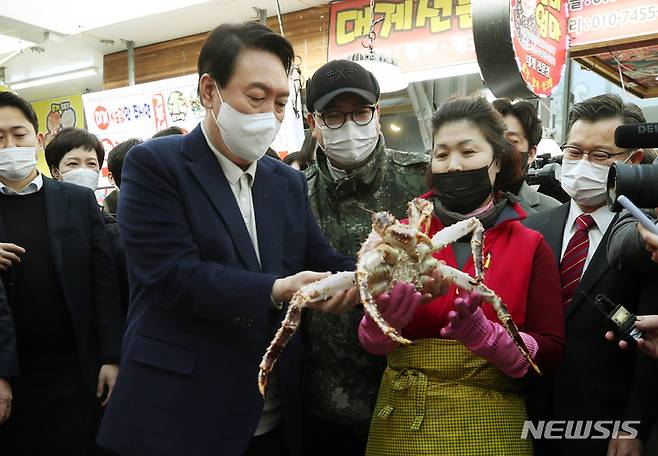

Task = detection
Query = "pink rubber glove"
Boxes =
[358,282,422,356]
[440,292,539,378]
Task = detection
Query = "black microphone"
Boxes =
[614,123,658,149]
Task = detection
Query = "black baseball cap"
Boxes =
[305,59,380,113]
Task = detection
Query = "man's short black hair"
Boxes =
[45,127,104,169]
[197,22,294,91]
[107,138,143,188]
[152,126,184,138]
[568,94,645,132]
[492,98,543,149]
[0,91,39,134]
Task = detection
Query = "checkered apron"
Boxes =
[366,339,533,456]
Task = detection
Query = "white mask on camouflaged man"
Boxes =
[319,120,378,167]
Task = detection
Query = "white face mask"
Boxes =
[61,168,100,190]
[0,146,37,181]
[320,120,378,167]
[560,158,610,206]
[210,80,281,162]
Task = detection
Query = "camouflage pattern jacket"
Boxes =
[302,136,429,433]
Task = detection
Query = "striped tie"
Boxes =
[560,214,595,308]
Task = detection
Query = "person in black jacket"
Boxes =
[0,91,124,455]
[104,138,142,218]
[45,127,129,316]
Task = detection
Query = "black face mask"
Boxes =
[431,165,493,214]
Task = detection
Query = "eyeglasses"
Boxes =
[314,106,376,129]
[560,144,630,165]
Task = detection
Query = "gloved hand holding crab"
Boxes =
[258,198,541,395]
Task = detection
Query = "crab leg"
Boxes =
[356,267,413,346]
[435,263,542,375]
[470,220,485,281]
[406,198,434,235]
[431,217,482,252]
[258,271,356,396]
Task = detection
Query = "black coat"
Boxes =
[524,203,658,455]
[0,177,124,391]
[103,212,128,316]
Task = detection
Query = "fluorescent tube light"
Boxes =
[10,67,97,90]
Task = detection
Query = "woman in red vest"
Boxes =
[359,96,565,455]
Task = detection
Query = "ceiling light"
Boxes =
[390,123,401,132]
[348,52,408,93]
[0,0,212,35]
[0,34,34,54]
[10,67,97,90]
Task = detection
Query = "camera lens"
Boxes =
[608,162,658,211]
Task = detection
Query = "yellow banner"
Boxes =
[31,94,85,176]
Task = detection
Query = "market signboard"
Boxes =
[569,0,658,48]
[82,74,304,199]
[473,0,569,99]
[329,0,478,82]
[512,0,569,97]
[31,93,86,176]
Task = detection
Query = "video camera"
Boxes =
[526,153,570,203]
[607,123,658,211]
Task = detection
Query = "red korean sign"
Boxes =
[569,0,658,48]
[512,0,569,97]
[329,0,477,81]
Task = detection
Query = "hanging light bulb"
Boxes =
[347,52,408,93]
[349,0,408,94]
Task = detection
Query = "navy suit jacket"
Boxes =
[0,178,123,389]
[98,125,354,456]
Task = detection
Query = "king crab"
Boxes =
[258,198,540,395]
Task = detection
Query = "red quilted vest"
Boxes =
[403,195,543,340]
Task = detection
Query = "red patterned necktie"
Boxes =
[560,214,596,308]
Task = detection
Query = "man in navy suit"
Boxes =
[97,22,363,456]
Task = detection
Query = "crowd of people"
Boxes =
[0,20,657,456]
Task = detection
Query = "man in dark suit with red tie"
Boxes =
[524,94,658,456]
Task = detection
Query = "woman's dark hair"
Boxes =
[107,138,143,187]
[197,22,294,90]
[0,91,39,133]
[427,96,523,193]
[45,127,104,170]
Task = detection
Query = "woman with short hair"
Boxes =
[360,96,565,455]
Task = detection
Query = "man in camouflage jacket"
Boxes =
[301,59,429,454]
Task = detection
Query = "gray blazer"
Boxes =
[517,181,561,215]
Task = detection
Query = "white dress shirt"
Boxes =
[201,121,280,436]
[560,199,616,271]
[0,172,43,196]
